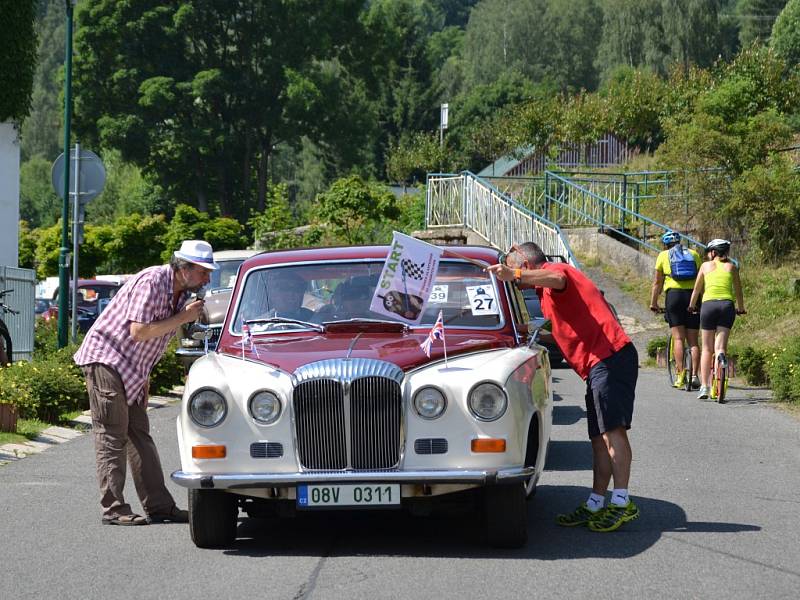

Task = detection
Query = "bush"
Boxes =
[149,338,185,396]
[34,318,84,359]
[0,353,88,422]
[767,337,800,403]
[646,336,667,360]
[737,346,770,386]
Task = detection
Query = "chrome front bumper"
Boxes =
[170,467,535,489]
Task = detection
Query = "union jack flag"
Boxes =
[420,310,445,357]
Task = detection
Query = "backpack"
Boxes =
[668,245,697,281]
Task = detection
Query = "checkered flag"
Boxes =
[401,258,425,280]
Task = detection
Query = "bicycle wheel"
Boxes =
[666,334,677,386]
[715,353,728,404]
[0,323,11,366]
[683,345,693,392]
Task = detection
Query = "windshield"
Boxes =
[210,259,244,290]
[232,260,503,333]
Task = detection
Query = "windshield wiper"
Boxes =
[244,317,325,333]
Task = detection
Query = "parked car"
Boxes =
[176,249,259,369]
[42,279,122,333]
[171,245,553,549]
[34,297,51,316]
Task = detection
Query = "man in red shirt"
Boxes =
[488,242,639,532]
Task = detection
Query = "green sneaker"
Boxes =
[588,500,639,532]
[556,503,603,527]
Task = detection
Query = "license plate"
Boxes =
[297,484,400,508]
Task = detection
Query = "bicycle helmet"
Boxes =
[661,230,680,246]
[706,238,731,254]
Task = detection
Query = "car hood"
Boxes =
[216,330,512,373]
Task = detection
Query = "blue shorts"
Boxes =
[585,343,638,438]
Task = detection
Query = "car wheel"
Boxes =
[484,483,528,548]
[189,488,238,548]
[524,416,540,500]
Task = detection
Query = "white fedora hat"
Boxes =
[173,240,218,270]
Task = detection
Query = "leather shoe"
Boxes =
[147,506,189,524]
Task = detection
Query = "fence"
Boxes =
[0,266,36,361]
[426,172,578,267]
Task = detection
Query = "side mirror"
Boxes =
[189,323,212,340]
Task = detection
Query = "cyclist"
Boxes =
[650,230,701,389]
[688,239,746,399]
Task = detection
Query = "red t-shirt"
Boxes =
[536,263,630,380]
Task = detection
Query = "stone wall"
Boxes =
[565,228,655,278]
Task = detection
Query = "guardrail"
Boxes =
[426,172,579,267]
[542,171,706,254]
[0,266,36,361]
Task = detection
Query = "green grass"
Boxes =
[0,418,49,446]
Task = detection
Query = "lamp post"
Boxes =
[57,0,77,348]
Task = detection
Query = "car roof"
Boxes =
[214,249,259,260]
[241,244,501,269]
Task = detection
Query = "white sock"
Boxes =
[610,488,629,506]
[586,492,605,512]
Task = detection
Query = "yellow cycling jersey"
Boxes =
[702,261,736,302]
[655,248,702,291]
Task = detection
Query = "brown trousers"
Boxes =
[82,363,176,519]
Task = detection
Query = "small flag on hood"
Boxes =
[420,309,445,358]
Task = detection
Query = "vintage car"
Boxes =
[42,279,122,333]
[171,245,553,549]
[176,249,259,368]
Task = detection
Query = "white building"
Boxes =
[0,122,20,268]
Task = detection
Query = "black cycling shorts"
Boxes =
[700,299,736,330]
[664,288,700,329]
[585,343,638,438]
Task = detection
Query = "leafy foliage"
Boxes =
[770,0,800,65]
[737,345,770,385]
[149,337,185,396]
[312,176,400,245]
[767,337,800,403]
[159,205,248,263]
[0,0,37,123]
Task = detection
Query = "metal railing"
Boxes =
[542,171,706,254]
[0,266,36,361]
[426,172,579,267]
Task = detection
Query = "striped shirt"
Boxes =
[74,265,189,405]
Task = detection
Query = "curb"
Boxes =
[0,386,184,466]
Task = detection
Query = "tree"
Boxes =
[18,221,37,271]
[0,0,37,123]
[19,155,61,228]
[313,176,400,245]
[73,1,365,218]
[770,0,800,65]
[20,0,65,161]
[159,205,248,263]
[660,0,723,71]
[737,0,788,46]
[103,213,167,274]
[596,0,667,78]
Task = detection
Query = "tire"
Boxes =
[683,346,693,392]
[666,334,677,386]
[189,488,238,548]
[715,355,727,404]
[523,416,540,500]
[0,324,11,366]
[484,483,528,548]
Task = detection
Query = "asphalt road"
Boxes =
[1,366,798,600]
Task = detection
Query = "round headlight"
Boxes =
[413,387,447,419]
[468,382,507,421]
[249,391,282,424]
[189,389,227,427]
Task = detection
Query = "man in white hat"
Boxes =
[74,240,216,526]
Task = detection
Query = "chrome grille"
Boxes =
[294,380,347,470]
[350,377,402,470]
[293,375,402,471]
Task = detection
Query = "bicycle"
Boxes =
[0,289,19,366]
[711,351,729,404]
[667,333,694,392]
[654,308,694,392]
